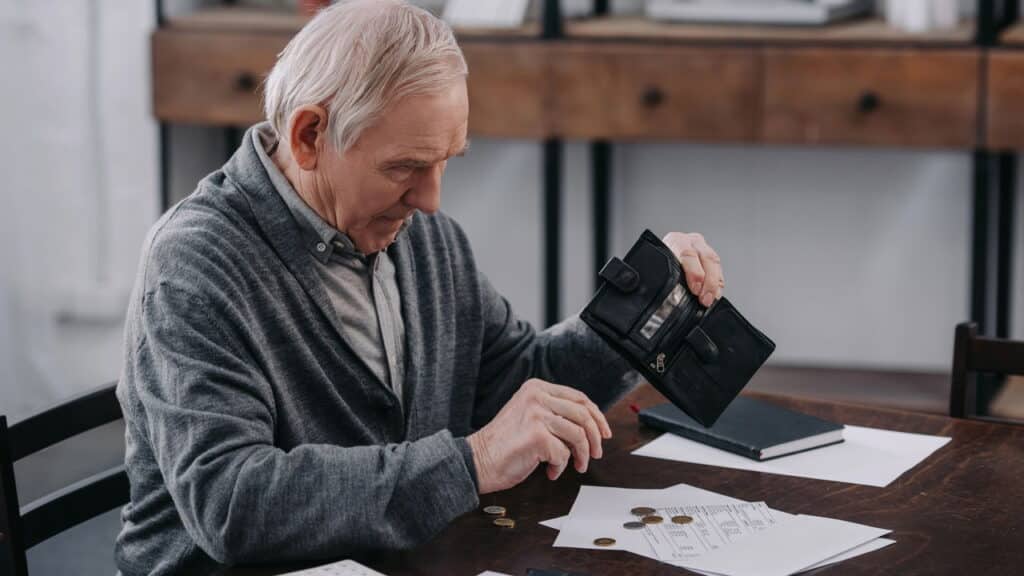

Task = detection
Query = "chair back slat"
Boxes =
[950,322,1024,422]
[969,338,1024,376]
[20,467,129,550]
[8,384,121,461]
[0,417,29,576]
[1,383,128,576]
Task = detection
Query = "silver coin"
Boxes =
[482,505,506,516]
[622,521,645,530]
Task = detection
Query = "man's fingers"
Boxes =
[544,434,571,480]
[664,233,706,296]
[546,414,590,473]
[693,236,724,306]
[544,394,604,459]
[545,384,612,440]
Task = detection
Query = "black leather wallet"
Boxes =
[581,230,776,427]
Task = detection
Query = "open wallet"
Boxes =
[581,230,776,427]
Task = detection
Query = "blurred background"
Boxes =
[1,0,1023,573]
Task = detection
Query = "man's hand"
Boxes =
[467,379,612,494]
[662,232,725,307]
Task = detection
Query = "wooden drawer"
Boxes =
[550,44,758,141]
[153,29,549,137]
[153,29,284,126]
[762,48,979,148]
[460,42,549,139]
[986,51,1024,150]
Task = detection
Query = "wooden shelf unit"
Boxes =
[565,15,976,47]
[165,5,541,38]
[988,23,1024,150]
[153,7,987,148]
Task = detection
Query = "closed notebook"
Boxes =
[639,396,844,461]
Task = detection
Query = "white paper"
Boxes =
[642,503,779,562]
[687,537,897,576]
[553,484,746,554]
[633,425,950,487]
[546,484,894,575]
[804,537,896,571]
[683,514,891,576]
[476,572,513,576]
[540,511,892,574]
[276,559,387,576]
[539,516,565,530]
[442,0,530,28]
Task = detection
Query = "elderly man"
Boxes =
[116,1,725,574]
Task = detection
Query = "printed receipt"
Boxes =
[642,502,778,562]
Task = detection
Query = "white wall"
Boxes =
[442,140,1014,373]
[0,0,157,421]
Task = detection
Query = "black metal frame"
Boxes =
[541,1,564,326]
[996,154,1016,338]
[0,384,127,576]
[591,140,612,280]
[589,2,614,285]
[972,0,1018,337]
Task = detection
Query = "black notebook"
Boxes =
[639,396,844,461]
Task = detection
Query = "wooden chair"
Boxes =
[950,322,1024,423]
[0,383,129,576]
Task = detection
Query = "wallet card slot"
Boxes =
[640,283,687,340]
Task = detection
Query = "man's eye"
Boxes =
[386,166,414,180]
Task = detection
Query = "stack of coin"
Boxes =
[483,505,514,529]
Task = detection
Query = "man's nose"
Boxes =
[406,164,443,214]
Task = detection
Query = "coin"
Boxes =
[641,515,664,525]
[622,521,645,530]
[630,506,656,517]
[671,515,694,525]
[593,537,617,547]
[493,517,515,528]
[482,505,506,516]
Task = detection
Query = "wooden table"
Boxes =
[229,385,1024,576]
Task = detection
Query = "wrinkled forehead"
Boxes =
[359,81,469,162]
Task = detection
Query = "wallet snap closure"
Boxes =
[599,257,640,293]
[686,326,719,365]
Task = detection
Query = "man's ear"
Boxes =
[287,105,328,171]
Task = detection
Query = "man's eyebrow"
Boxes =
[382,140,471,167]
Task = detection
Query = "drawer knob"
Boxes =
[858,91,882,113]
[234,72,258,93]
[641,86,665,109]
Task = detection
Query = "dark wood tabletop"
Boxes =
[230,385,1024,576]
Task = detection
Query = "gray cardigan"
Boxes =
[115,127,639,575]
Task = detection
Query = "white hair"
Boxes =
[263,0,467,151]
